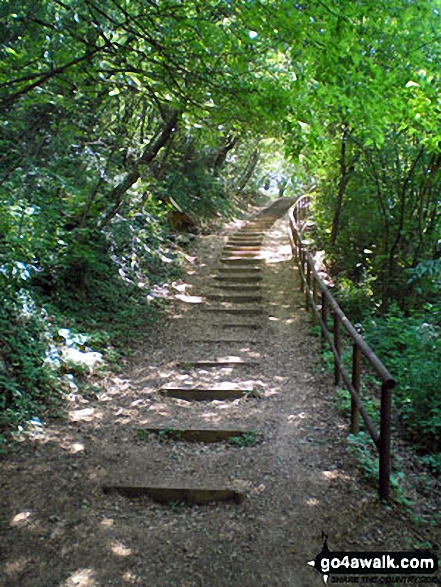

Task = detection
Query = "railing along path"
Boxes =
[288,197,396,500]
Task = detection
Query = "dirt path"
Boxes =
[1,199,440,587]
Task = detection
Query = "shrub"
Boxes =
[364,306,441,459]
[0,287,58,446]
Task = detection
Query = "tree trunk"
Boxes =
[330,123,350,247]
[99,110,179,229]
[383,146,425,310]
[213,135,239,171]
[238,148,259,192]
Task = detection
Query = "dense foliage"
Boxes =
[1,0,441,472]
[278,1,441,465]
[0,0,281,445]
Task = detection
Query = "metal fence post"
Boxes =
[351,345,362,434]
[312,277,318,325]
[306,263,311,311]
[379,382,392,500]
[334,313,341,385]
[321,293,327,349]
[299,249,305,293]
[293,230,298,262]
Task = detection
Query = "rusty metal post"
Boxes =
[292,230,298,262]
[312,277,318,325]
[321,293,327,348]
[334,313,341,385]
[299,248,305,293]
[379,382,392,500]
[351,344,362,434]
[306,263,311,311]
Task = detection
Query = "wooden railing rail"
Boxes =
[288,202,397,500]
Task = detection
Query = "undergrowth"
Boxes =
[312,276,441,477]
[0,190,264,452]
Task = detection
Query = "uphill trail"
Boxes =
[1,198,439,587]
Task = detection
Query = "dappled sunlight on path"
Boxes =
[1,200,439,587]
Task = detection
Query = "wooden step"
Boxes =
[220,258,263,265]
[235,231,264,236]
[136,427,257,443]
[245,225,271,230]
[213,284,261,291]
[220,322,262,329]
[103,484,245,505]
[227,242,263,248]
[236,226,265,231]
[191,338,257,344]
[203,306,264,316]
[222,251,263,258]
[229,234,263,240]
[217,267,262,274]
[224,246,262,252]
[159,386,253,400]
[206,293,263,303]
[178,357,259,368]
[215,274,263,283]
[230,234,263,238]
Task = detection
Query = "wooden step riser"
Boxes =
[213,285,261,291]
[137,428,257,443]
[215,276,263,283]
[159,388,252,400]
[229,236,263,241]
[220,259,264,266]
[178,358,259,367]
[217,268,262,275]
[220,323,262,330]
[203,308,264,316]
[103,485,244,505]
[191,339,257,344]
[207,294,263,303]
[234,232,265,237]
[227,243,263,248]
[224,247,263,252]
[222,251,263,257]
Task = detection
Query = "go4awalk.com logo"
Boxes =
[307,533,439,584]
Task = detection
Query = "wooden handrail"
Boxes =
[288,203,396,500]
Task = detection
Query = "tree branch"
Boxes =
[0,46,103,109]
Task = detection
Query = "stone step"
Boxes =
[203,306,264,316]
[136,427,257,443]
[159,386,253,400]
[178,357,259,368]
[206,293,263,303]
[103,484,244,505]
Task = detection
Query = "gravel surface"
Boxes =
[1,199,440,587]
